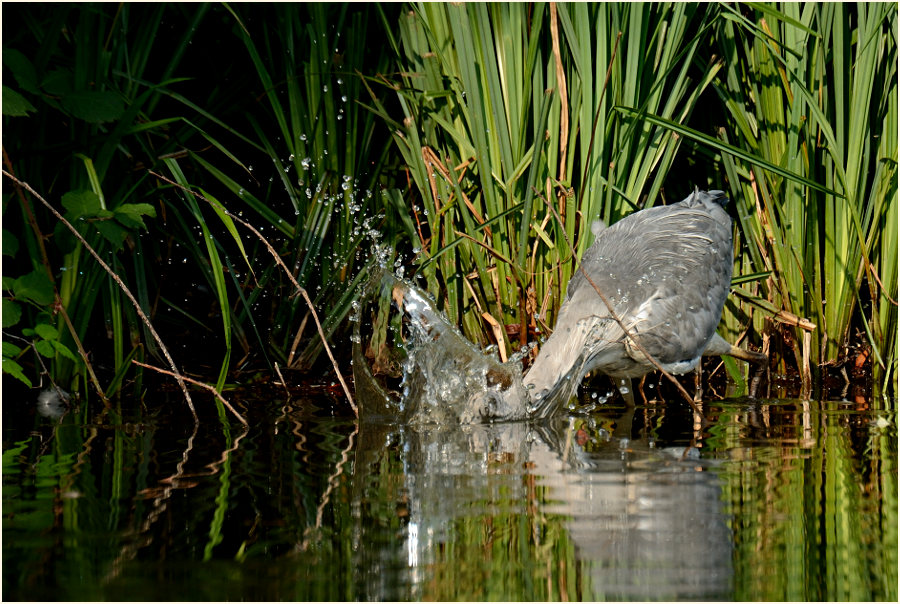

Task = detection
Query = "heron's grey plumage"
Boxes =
[525,189,735,416]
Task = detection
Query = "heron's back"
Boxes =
[571,191,732,366]
[526,190,733,412]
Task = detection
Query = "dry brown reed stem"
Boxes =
[2,149,109,405]
[148,170,358,417]
[274,362,292,398]
[1,169,197,421]
[550,3,569,184]
[533,186,706,420]
[133,360,248,426]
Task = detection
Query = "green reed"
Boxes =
[713,3,897,389]
[368,3,722,359]
[368,2,897,391]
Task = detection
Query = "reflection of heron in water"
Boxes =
[350,414,735,600]
[526,189,765,417]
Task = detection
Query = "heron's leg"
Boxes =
[637,376,648,405]
[615,377,635,406]
[693,367,703,403]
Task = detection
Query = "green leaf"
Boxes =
[1,357,32,388]
[113,203,156,230]
[3,298,22,326]
[743,2,820,37]
[41,69,73,96]
[94,220,128,249]
[34,323,60,341]
[2,86,36,117]
[61,90,125,123]
[12,270,54,306]
[49,339,79,362]
[2,229,19,257]
[61,190,103,219]
[2,341,23,358]
[34,339,55,358]
[52,221,78,255]
[2,49,39,94]
[731,271,773,286]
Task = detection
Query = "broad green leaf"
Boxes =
[114,203,157,230]
[1,357,32,388]
[94,220,128,249]
[34,339,55,358]
[2,229,19,257]
[2,86,36,117]
[2,341,23,357]
[61,90,125,123]
[34,323,60,341]
[2,299,22,327]
[61,190,103,218]
[12,270,54,306]
[2,49,39,94]
[49,339,79,362]
[41,69,73,96]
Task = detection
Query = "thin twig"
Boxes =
[133,360,248,426]
[1,170,197,422]
[148,170,358,417]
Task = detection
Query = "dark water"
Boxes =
[3,387,897,601]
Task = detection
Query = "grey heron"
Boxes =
[525,189,765,418]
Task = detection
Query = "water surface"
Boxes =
[3,389,896,600]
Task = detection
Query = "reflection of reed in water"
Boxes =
[351,413,732,601]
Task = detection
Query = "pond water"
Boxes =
[3,385,896,601]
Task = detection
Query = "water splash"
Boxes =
[353,272,531,424]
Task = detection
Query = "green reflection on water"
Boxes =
[2,394,897,601]
[708,399,898,602]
